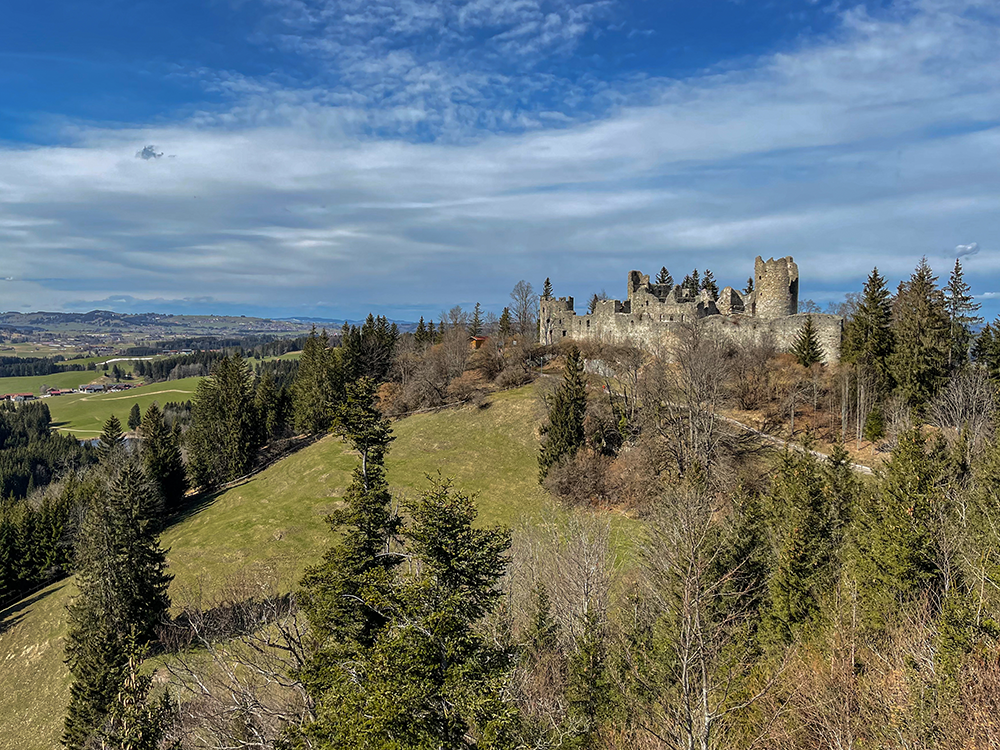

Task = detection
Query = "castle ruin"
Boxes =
[540,256,843,363]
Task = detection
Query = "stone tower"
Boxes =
[753,256,798,319]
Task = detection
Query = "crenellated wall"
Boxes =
[540,256,841,363]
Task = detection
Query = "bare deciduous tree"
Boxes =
[511,280,539,340]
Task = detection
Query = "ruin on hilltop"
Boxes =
[539,256,843,363]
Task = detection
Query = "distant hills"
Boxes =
[0,310,418,338]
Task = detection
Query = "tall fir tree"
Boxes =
[187,354,261,487]
[944,258,982,370]
[63,464,172,749]
[743,276,754,295]
[889,257,950,408]
[848,429,940,628]
[842,267,895,387]
[791,315,823,367]
[538,346,587,479]
[139,403,187,515]
[469,302,484,337]
[542,277,554,299]
[127,403,142,432]
[97,415,126,464]
[655,266,674,287]
[498,307,512,340]
[293,327,337,434]
[414,316,428,346]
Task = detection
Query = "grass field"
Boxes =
[0,382,638,749]
[0,370,104,396]
[46,378,203,435]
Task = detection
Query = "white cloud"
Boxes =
[954,242,980,257]
[2,0,1000,316]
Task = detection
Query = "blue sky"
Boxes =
[1,0,998,321]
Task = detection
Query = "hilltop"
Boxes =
[0,310,314,337]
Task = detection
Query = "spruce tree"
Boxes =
[296,477,515,748]
[469,302,484,337]
[139,403,187,514]
[588,293,600,314]
[743,277,754,296]
[127,403,142,432]
[498,308,512,340]
[848,429,940,628]
[63,464,172,749]
[538,346,587,479]
[889,258,950,408]
[97,416,126,464]
[566,606,609,747]
[842,267,894,387]
[542,277,554,299]
[655,266,673,287]
[944,258,982,370]
[292,327,335,434]
[972,319,1000,382]
[701,269,719,300]
[415,316,428,346]
[791,315,823,367]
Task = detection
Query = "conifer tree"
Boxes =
[588,293,600,315]
[761,452,833,644]
[655,266,673,287]
[415,316,428,346]
[469,302,484,337]
[127,403,142,432]
[743,277,754,296]
[187,354,260,487]
[139,403,187,514]
[293,327,336,434]
[97,415,126,464]
[427,318,437,343]
[701,269,719,300]
[498,308,512,340]
[542,277,553,298]
[849,429,940,628]
[972,318,1000,382]
[791,315,823,367]
[842,267,894,387]
[296,477,515,748]
[944,258,982,370]
[538,346,587,479]
[889,258,950,408]
[63,464,172,749]
[566,606,609,747]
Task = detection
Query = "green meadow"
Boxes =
[0,383,639,749]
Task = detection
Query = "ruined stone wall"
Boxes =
[540,257,841,363]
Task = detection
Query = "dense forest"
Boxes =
[4,262,1000,749]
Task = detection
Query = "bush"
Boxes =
[542,449,613,508]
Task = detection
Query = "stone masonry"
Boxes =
[540,256,842,363]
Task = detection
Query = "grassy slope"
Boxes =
[0,370,102,396]
[0,384,626,749]
[46,378,202,435]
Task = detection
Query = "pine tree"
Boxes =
[538,346,587,479]
[187,354,261,487]
[889,258,950,408]
[296,477,515,748]
[63,464,172,749]
[761,452,833,644]
[127,404,142,432]
[842,267,895,386]
[542,277,554,299]
[743,277,754,296]
[655,266,673,287]
[415,316,428,346]
[139,403,187,514]
[791,315,823,367]
[848,429,940,628]
[469,302,484,337]
[97,416,125,464]
[944,258,982,370]
[293,327,336,434]
[701,269,719,300]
